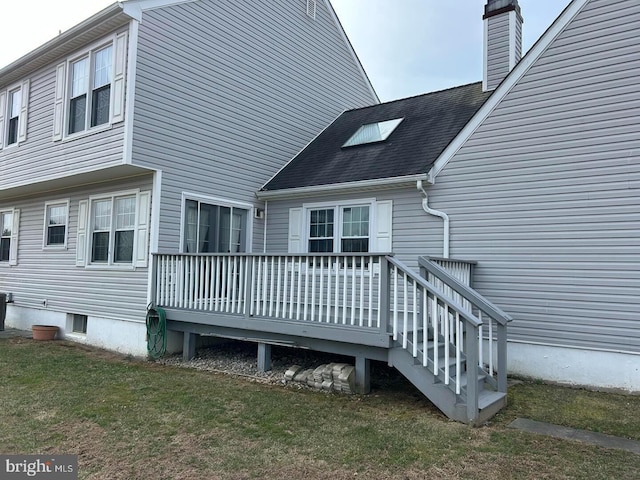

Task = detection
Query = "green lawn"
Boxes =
[1,338,638,479]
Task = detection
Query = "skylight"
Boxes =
[342,118,404,147]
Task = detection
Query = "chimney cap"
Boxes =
[484,0,521,20]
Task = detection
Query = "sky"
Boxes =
[0,0,573,102]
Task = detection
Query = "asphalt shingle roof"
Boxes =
[261,82,491,192]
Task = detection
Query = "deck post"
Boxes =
[497,323,508,393]
[257,342,272,372]
[465,322,480,424]
[183,332,198,361]
[149,253,158,306]
[379,256,391,334]
[355,356,371,394]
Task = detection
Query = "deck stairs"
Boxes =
[382,255,512,425]
[388,330,506,424]
[152,252,512,425]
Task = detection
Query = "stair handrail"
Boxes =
[418,256,512,326]
[385,256,482,327]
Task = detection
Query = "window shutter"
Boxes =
[134,191,151,268]
[288,208,303,253]
[0,91,5,149]
[9,209,20,266]
[373,200,393,252]
[17,79,30,143]
[76,200,88,266]
[53,62,66,141]
[111,31,128,124]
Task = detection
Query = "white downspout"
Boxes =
[417,180,450,258]
[263,200,268,253]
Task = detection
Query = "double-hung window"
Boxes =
[44,201,69,248]
[76,190,150,268]
[68,45,113,134]
[0,80,29,149]
[307,205,370,253]
[183,199,249,253]
[0,211,12,262]
[7,89,21,145]
[288,200,392,256]
[90,195,135,263]
[0,208,19,265]
[53,32,126,141]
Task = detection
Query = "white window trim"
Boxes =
[179,192,254,253]
[54,32,127,142]
[42,200,70,250]
[302,198,376,254]
[0,207,19,266]
[0,80,29,149]
[83,189,143,270]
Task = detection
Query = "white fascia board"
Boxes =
[259,110,345,190]
[256,173,428,200]
[122,0,199,19]
[428,0,589,183]
[324,0,379,104]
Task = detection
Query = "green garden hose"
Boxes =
[146,304,167,359]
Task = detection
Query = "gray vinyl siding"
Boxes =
[0,30,127,190]
[436,0,640,353]
[0,175,153,323]
[486,13,511,90]
[130,0,376,252]
[265,188,444,271]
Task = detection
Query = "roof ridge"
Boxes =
[342,81,483,114]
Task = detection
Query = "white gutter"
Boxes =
[258,173,429,200]
[417,180,449,258]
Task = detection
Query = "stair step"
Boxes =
[457,371,486,392]
[478,390,506,410]
[388,346,507,425]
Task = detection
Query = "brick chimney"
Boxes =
[483,0,523,92]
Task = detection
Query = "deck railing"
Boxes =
[419,256,512,393]
[153,253,386,329]
[385,257,484,416]
[152,252,509,422]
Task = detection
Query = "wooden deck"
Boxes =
[151,253,511,424]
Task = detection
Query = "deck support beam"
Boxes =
[355,356,371,394]
[257,342,272,372]
[183,332,198,361]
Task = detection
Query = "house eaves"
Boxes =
[427,0,590,183]
[0,3,132,89]
[256,173,429,200]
